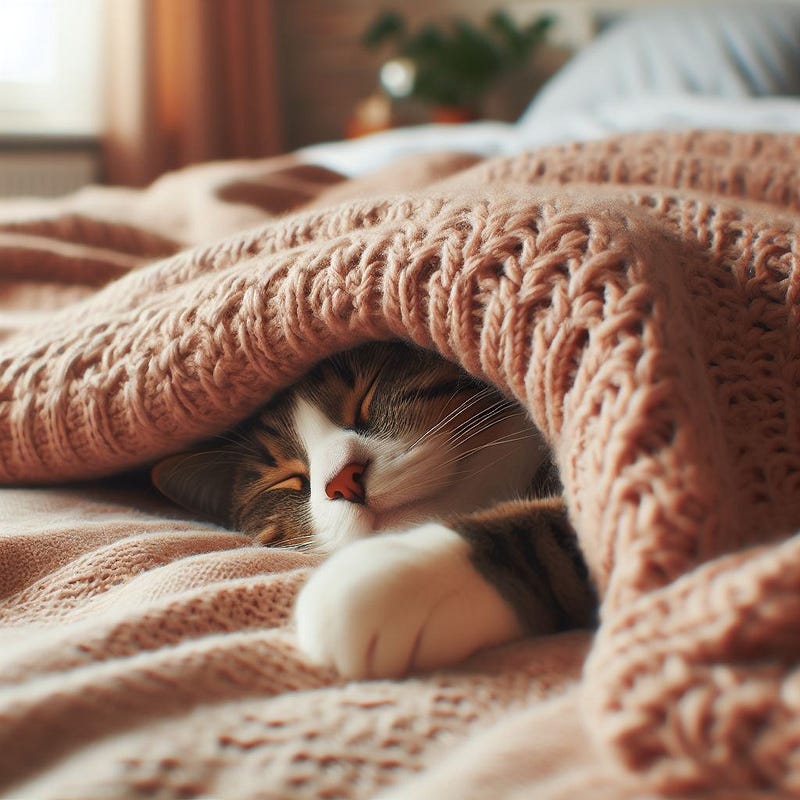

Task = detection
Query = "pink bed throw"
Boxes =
[2,131,800,798]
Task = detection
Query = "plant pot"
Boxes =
[431,105,479,124]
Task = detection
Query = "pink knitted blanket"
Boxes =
[2,131,800,798]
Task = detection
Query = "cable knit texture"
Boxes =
[2,132,800,798]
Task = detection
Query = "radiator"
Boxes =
[0,149,100,198]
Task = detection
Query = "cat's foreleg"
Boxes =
[450,497,597,635]
[294,498,595,679]
[295,522,522,679]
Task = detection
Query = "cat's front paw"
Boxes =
[294,523,522,679]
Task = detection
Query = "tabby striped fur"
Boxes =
[152,341,596,677]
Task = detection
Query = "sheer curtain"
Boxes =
[103,0,283,186]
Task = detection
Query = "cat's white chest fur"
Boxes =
[294,524,522,679]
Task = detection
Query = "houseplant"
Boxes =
[363,9,553,122]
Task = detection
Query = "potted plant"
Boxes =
[363,10,553,122]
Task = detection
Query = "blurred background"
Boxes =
[1,0,799,195]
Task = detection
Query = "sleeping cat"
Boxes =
[152,341,596,678]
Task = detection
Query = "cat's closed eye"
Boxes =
[267,475,307,492]
[354,369,381,429]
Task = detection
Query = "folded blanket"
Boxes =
[2,131,800,798]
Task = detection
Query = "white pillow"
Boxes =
[519,2,800,127]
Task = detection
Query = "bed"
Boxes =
[3,4,800,798]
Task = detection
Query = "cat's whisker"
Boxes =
[167,448,231,458]
[374,469,457,501]
[162,456,242,469]
[392,443,534,501]
[456,435,528,460]
[444,407,528,450]
[406,394,483,449]
[457,445,538,485]
[399,380,465,418]
[460,425,536,452]
[156,450,243,478]
[460,403,525,429]
[164,463,241,478]
[433,439,540,487]
[408,386,496,449]
[212,433,263,459]
[432,429,537,473]
[445,404,521,446]
[379,413,533,498]
[447,395,516,431]
[460,431,539,459]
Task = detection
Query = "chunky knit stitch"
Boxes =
[2,132,800,797]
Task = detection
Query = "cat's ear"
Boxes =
[151,449,236,527]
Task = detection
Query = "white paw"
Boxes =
[294,523,523,679]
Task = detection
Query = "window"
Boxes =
[0,0,104,136]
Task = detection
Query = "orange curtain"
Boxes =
[104,0,283,186]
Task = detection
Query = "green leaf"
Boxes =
[362,11,405,48]
[363,10,553,107]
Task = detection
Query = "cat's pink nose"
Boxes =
[325,461,366,503]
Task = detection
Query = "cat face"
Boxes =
[152,342,548,551]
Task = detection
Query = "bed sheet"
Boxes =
[300,95,800,178]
